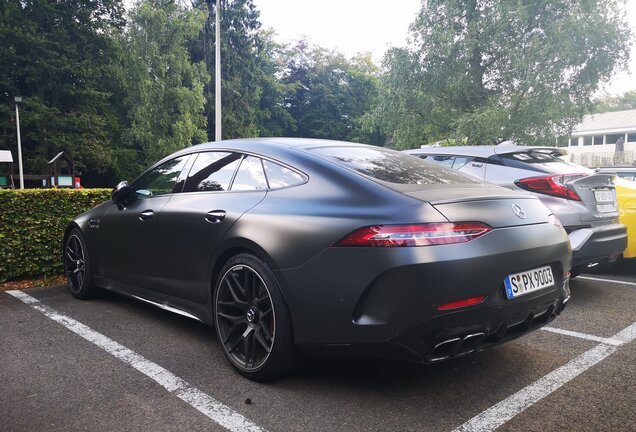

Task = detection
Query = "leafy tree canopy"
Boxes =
[279,39,384,144]
[0,0,125,180]
[116,0,208,176]
[373,0,633,149]
[593,90,636,113]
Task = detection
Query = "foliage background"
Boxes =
[0,189,111,281]
[1,0,630,187]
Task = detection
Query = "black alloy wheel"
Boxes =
[214,254,300,381]
[64,229,98,299]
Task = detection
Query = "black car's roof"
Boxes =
[185,137,367,153]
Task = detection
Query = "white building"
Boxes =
[560,109,636,167]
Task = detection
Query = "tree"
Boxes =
[192,0,264,139]
[374,0,633,149]
[117,0,208,173]
[253,30,296,137]
[279,40,383,143]
[0,0,125,182]
[593,90,636,113]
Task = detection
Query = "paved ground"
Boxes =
[1,261,634,432]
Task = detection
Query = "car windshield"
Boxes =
[310,146,479,185]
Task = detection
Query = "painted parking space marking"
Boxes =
[452,321,636,432]
[6,290,267,432]
[541,326,624,346]
[576,275,636,287]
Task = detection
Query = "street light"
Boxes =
[14,96,24,189]
[215,0,222,141]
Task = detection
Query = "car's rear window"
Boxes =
[310,146,478,185]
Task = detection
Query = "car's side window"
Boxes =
[183,152,242,192]
[230,156,268,191]
[452,156,472,169]
[133,156,189,198]
[262,160,306,189]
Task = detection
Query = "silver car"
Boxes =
[404,146,627,277]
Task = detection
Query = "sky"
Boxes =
[253,0,636,96]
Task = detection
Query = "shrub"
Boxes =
[0,189,111,282]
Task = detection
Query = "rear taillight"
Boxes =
[334,222,492,247]
[515,174,588,201]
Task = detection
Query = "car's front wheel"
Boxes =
[213,253,300,381]
[64,228,99,299]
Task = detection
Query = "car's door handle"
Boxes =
[139,210,154,221]
[205,210,226,224]
[471,162,483,167]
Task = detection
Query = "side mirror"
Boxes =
[111,180,132,205]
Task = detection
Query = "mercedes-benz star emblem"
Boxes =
[512,204,526,219]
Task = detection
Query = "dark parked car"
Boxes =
[65,139,572,380]
[404,146,628,277]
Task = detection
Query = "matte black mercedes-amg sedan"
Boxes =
[64,138,572,380]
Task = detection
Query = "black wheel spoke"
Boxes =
[259,321,273,341]
[76,271,84,289]
[255,294,269,305]
[66,247,78,261]
[218,312,243,323]
[243,329,259,367]
[255,328,272,353]
[261,307,272,319]
[217,300,246,310]
[226,333,243,354]
[225,276,248,305]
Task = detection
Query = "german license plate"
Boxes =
[504,266,554,300]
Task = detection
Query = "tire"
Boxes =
[64,228,99,299]
[213,253,301,381]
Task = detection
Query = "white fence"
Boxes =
[569,151,635,168]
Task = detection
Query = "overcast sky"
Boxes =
[253,0,636,96]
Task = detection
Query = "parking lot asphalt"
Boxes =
[1,261,634,432]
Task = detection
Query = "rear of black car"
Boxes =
[275,145,571,362]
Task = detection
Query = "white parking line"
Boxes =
[452,321,636,432]
[6,290,267,432]
[576,275,636,287]
[541,326,624,346]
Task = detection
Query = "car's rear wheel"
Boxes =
[64,229,99,299]
[213,253,300,381]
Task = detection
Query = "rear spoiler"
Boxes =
[494,146,569,157]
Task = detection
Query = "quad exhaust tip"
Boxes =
[428,332,487,362]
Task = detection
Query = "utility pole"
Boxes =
[215,0,222,141]
[14,96,24,189]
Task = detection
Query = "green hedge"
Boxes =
[0,189,111,282]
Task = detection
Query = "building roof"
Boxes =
[572,109,636,135]
[0,150,13,163]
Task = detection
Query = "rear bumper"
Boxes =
[568,223,627,266]
[276,222,571,356]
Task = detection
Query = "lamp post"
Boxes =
[215,0,222,141]
[14,96,24,189]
